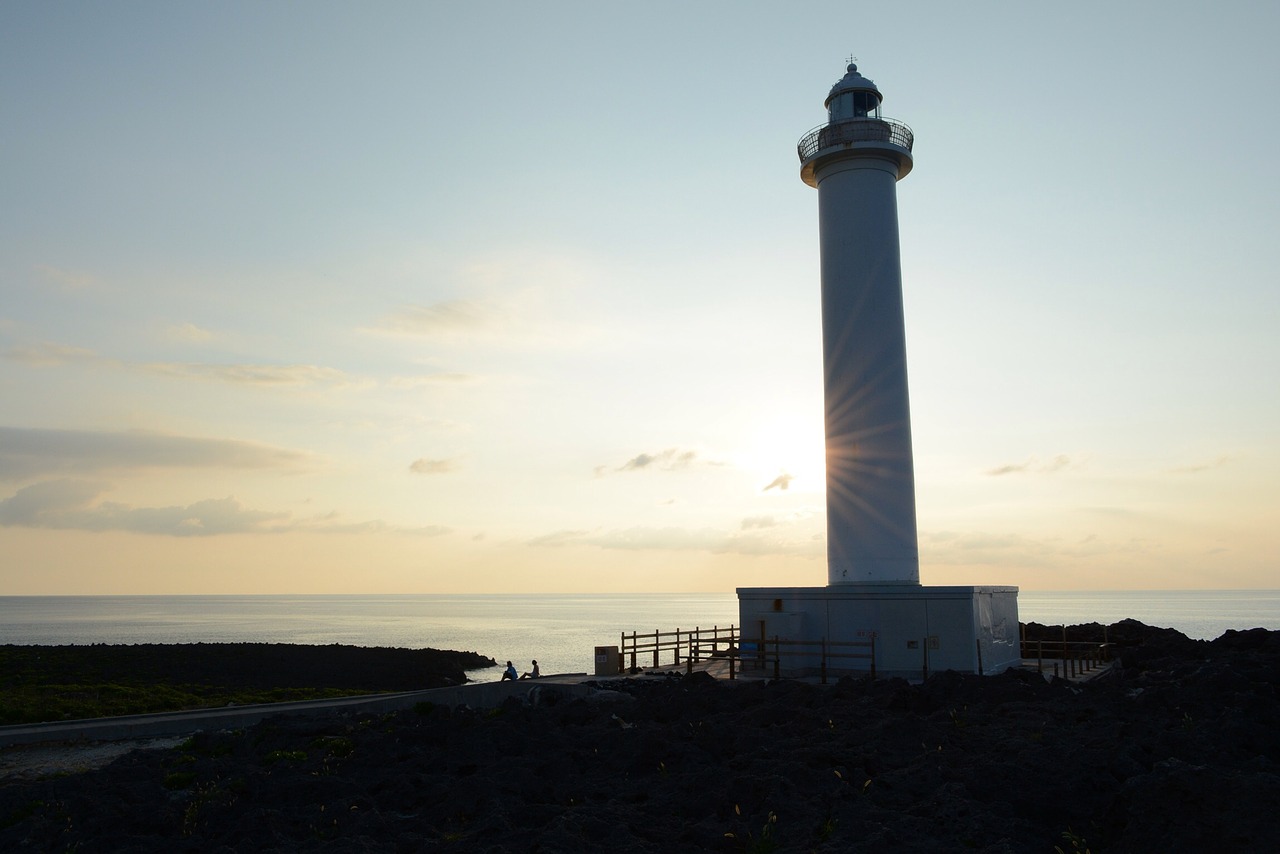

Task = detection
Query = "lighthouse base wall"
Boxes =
[736,585,1020,680]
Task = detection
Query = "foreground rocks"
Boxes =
[2,625,1278,852]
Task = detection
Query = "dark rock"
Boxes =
[2,623,1279,852]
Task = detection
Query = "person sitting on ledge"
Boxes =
[500,660,518,681]
[520,660,540,680]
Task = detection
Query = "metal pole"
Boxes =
[773,635,780,680]
[976,638,984,676]
[821,638,828,685]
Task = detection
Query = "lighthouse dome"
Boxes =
[824,63,883,120]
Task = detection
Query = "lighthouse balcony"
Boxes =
[797,117,914,162]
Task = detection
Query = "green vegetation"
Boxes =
[163,771,197,790]
[312,735,355,758]
[0,683,371,726]
[0,643,484,725]
[1055,827,1093,854]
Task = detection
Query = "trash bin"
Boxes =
[594,645,620,676]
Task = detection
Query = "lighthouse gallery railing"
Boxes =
[797,117,915,162]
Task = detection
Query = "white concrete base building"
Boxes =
[737,585,1022,680]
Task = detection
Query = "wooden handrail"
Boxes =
[619,625,740,673]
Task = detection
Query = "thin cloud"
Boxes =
[296,515,452,537]
[5,340,354,390]
[920,527,1144,569]
[5,342,101,367]
[616,448,698,472]
[409,457,460,475]
[521,523,821,557]
[0,427,312,481]
[985,454,1076,476]
[374,299,491,337]
[0,480,287,536]
[34,264,97,291]
[763,472,795,492]
[585,526,821,557]
[0,479,450,538]
[143,362,351,387]
[388,373,474,388]
[526,529,592,547]
[1168,455,1232,474]
[164,322,215,343]
[741,516,777,530]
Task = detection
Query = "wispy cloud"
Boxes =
[164,322,215,343]
[762,472,795,492]
[920,527,1149,569]
[526,524,822,557]
[388,373,475,388]
[373,299,492,337]
[409,457,461,475]
[0,480,287,536]
[0,427,312,481]
[526,529,592,547]
[1168,455,1232,474]
[0,479,452,538]
[985,454,1076,476]
[7,339,356,390]
[616,448,698,473]
[292,513,452,537]
[34,264,98,291]
[143,362,352,387]
[5,342,102,367]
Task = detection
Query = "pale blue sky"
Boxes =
[2,2,1277,593]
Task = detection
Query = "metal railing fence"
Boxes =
[797,116,914,161]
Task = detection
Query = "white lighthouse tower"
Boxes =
[803,62,920,586]
[737,62,1020,678]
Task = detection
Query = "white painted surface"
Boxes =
[800,65,919,585]
[739,585,1022,679]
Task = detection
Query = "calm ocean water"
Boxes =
[1,591,1276,683]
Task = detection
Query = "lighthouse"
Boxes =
[800,62,920,586]
[737,62,1020,678]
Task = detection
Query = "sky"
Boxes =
[2,2,1277,594]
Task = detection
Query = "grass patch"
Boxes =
[163,771,197,790]
[0,683,369,726]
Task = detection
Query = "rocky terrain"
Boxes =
[1,623,1278,852]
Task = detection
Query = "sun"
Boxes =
[737,415,825,495]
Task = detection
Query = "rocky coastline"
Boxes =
[1,623,1278,852]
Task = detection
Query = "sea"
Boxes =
[1,591,1276,683]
